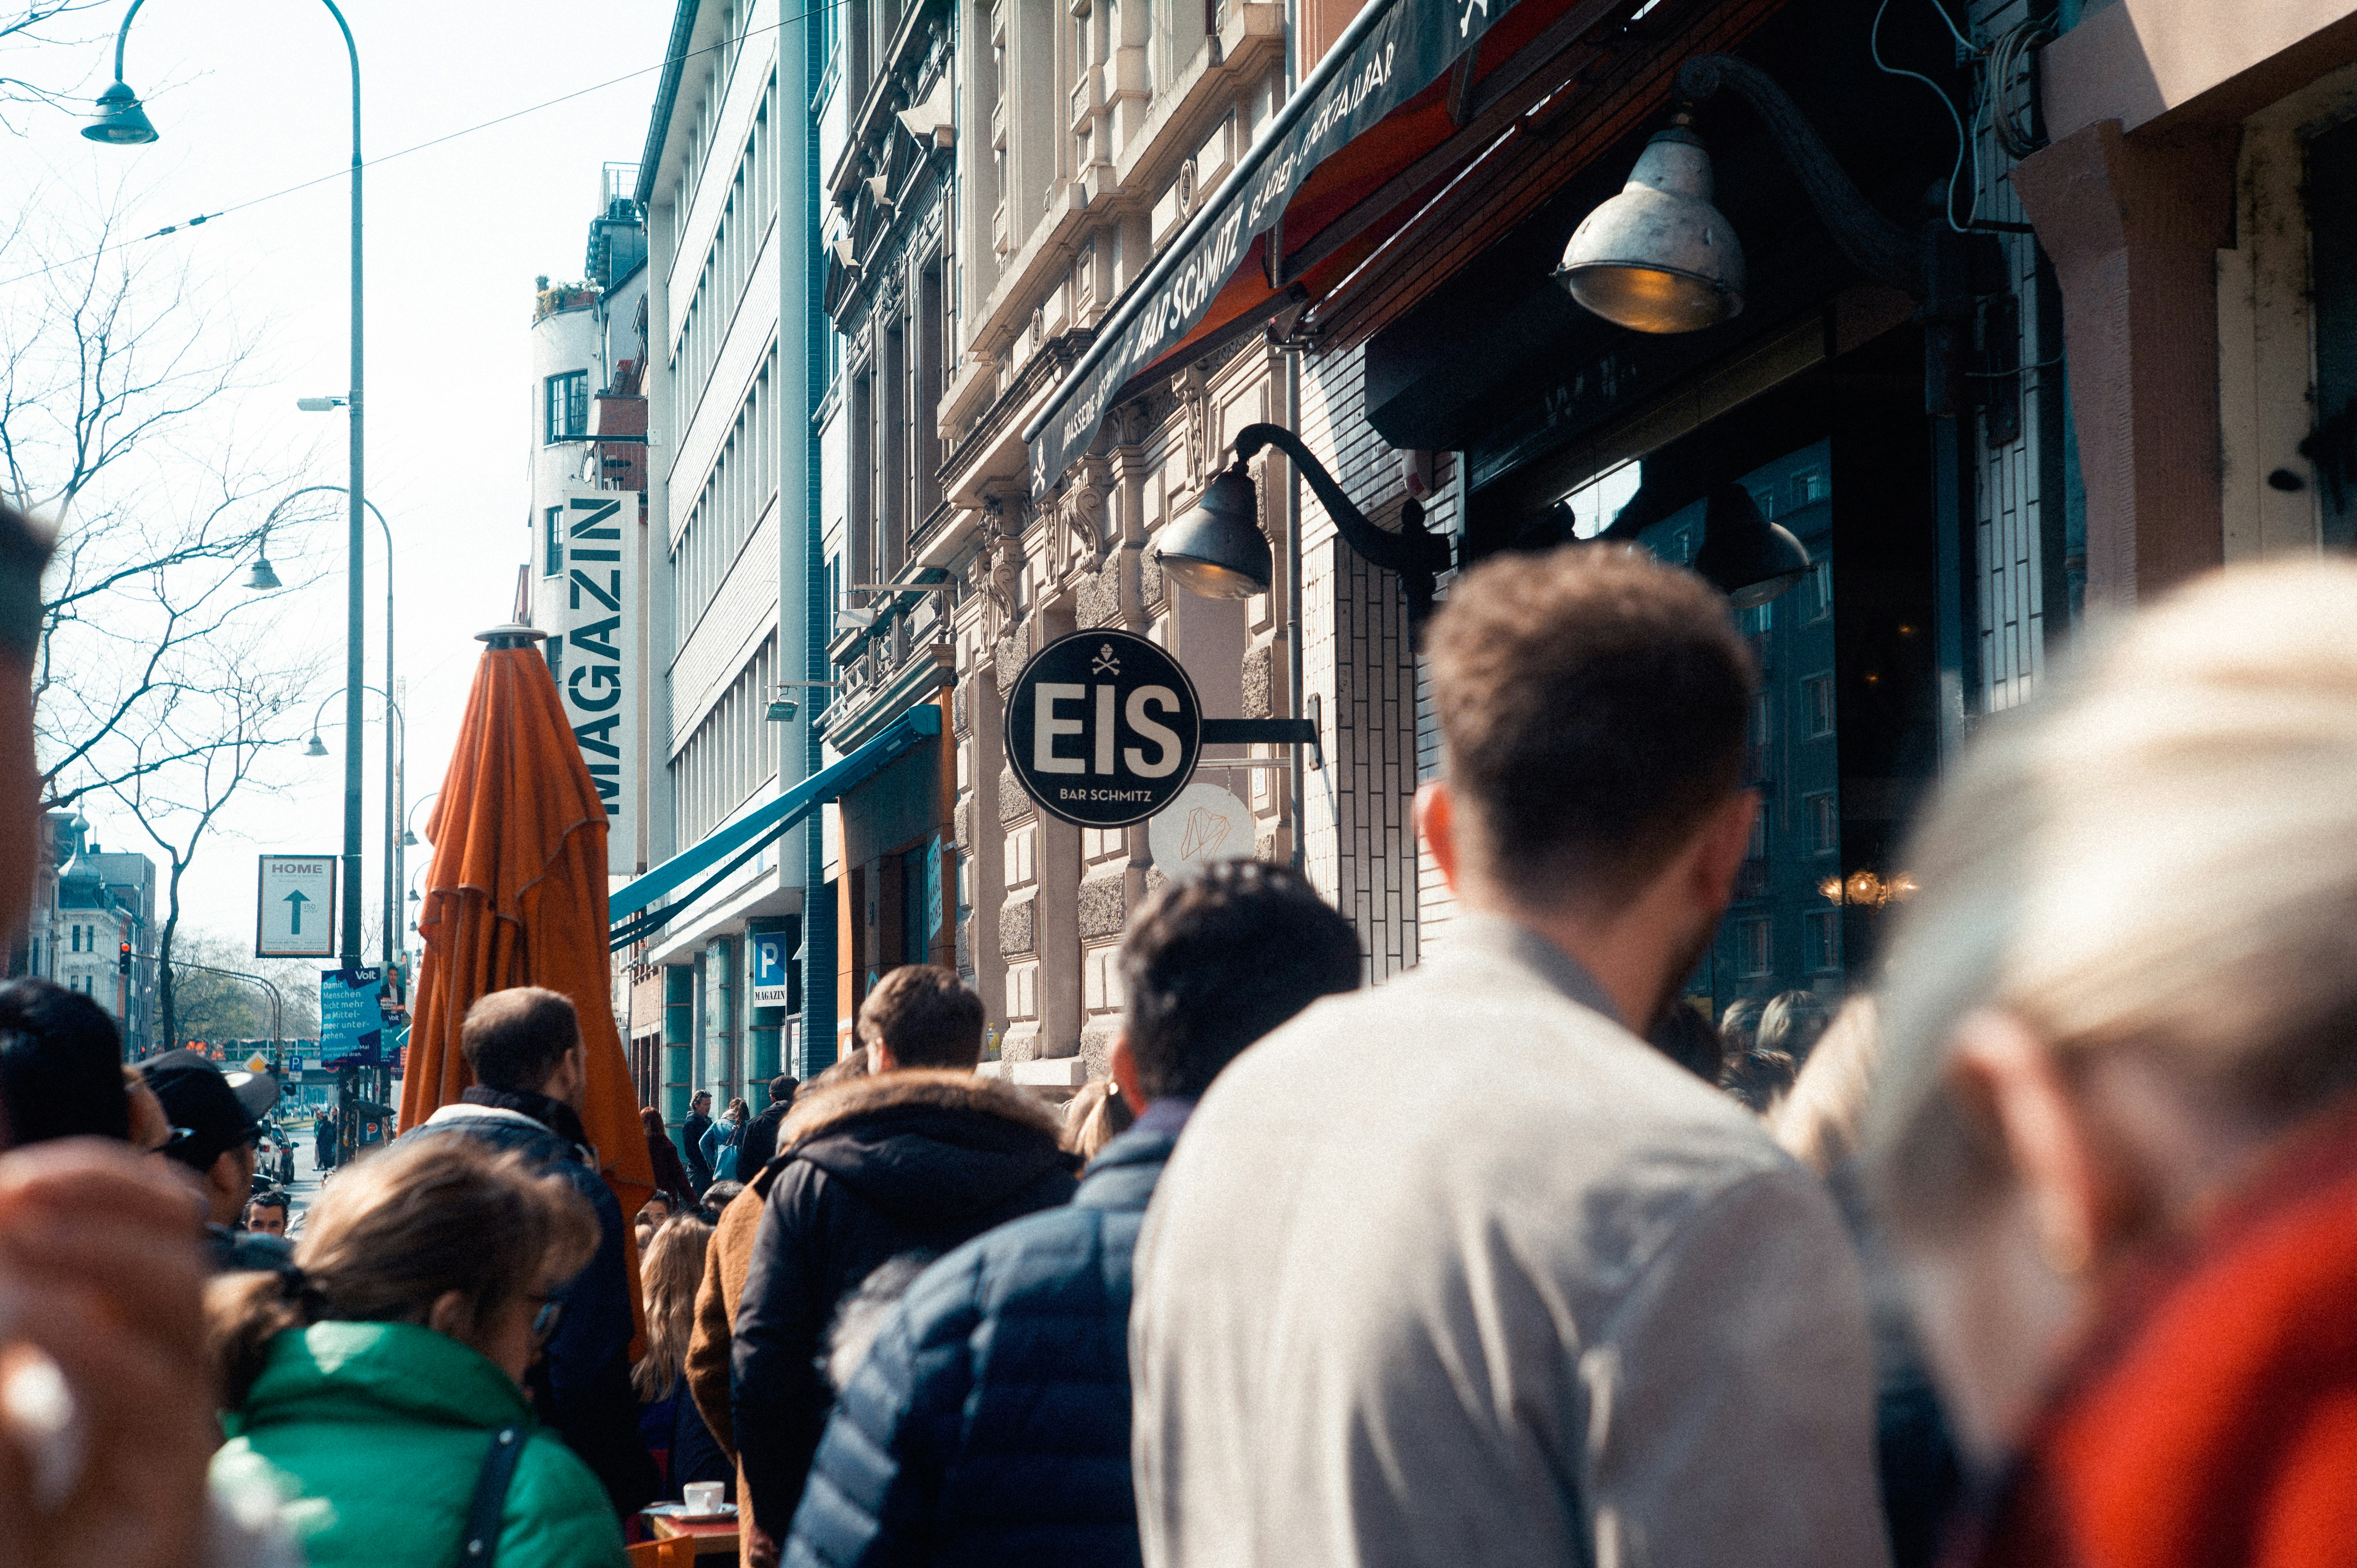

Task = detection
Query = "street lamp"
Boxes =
[90,0,372,971]
[304,685,404,969]
[1560,53,1979,416]
[1596,482,1811,608]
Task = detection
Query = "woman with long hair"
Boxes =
[633,1215,732,1499]
[641,1105,696,1204]
[206,1134,627,1568]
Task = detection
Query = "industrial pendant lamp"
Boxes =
[242,550,282,591]
[1694,484,1808,607]
[304,733,329,757]
[80,80,158,145]
[1556,115,1744,334]
[1157,464,1274,599]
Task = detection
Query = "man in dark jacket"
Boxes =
[682,1088,715,1195]
[733,966,1076,1550]
[779,865,1361,1568]
[737,1073,797,1173]
[409,986,659,1517]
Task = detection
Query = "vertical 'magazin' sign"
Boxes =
[557,488,640,874]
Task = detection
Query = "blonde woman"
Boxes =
[206,1135,625,1568]
[632,1215,731,1500]
[1865,561,2357,1564]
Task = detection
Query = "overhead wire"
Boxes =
[0,0,844,291]
[1870,0,1978,235]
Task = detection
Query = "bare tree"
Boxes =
[0,191,334,818]
[0,1,109,134]
[107,628,313,1047]
[166,927,323,1047]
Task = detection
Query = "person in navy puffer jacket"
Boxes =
[781,861,1364,1568]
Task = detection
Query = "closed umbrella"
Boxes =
[401,626,654,1306]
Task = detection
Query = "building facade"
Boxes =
[24,812,156,1055]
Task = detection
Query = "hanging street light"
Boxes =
[304,733,330,758]
[79,79,156,143]
[1597,481,1811,607]
[1159,467,1275,600]
[1556,116,1744,334]
[243,549,283,592]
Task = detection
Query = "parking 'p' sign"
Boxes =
[1005,629,1201,827]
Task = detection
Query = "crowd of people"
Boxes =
[0,493,2349,1566]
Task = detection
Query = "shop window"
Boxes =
[1803,675,1835,737]
[1807,793,1839,855]
[1735,918,1771,977]
[1806,910,1841,973]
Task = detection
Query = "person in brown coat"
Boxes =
[685,1047,871,1567]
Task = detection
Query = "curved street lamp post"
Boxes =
[88,0,370,970]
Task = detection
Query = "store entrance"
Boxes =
[1467,327,1942,1052]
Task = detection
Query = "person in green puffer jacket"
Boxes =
[205,1134,630,1568]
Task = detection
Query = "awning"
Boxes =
[1024,0,1536,490]
[608,704,942,950]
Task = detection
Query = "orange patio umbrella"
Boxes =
[401,625,654,1335]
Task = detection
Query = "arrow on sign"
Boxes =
[284,889,310,933]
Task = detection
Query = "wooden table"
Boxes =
[645,1512,739,1559]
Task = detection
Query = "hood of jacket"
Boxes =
[227,1320,530,1437]
[772,1068,1072,1227]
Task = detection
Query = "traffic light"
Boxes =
[117,941,131,974]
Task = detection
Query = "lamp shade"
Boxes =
[304,734,329,757]
[80,82,158,145]
[1694,483,1808,607]
[1557,124,1743,334]
[1158,465,1272,599]
[243,553,282,591]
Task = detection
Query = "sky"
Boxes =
[1,0,678,966]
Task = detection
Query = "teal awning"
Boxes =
[610,703,941,950]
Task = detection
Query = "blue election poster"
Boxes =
[319,967,385,1067]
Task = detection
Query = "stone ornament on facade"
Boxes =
[999,892,1036,958]
[1076,871,1126,939]
[998,762,1032,826]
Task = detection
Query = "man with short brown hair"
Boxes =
[730,965,1074,1550]
[1131,547,1888,1568]
[412,985,656,1516]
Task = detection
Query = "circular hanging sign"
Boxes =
[1004,628,1201,827]
[1148,780,1257,871]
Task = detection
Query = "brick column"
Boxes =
[2013,119,2238,607]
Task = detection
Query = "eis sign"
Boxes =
[555,489,640,874]
[1004,630,1202,827]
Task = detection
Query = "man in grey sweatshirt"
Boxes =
[1131,546,1890,1568]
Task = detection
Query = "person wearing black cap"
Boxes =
[141,1048,293,1272]
[0,978,132,1145]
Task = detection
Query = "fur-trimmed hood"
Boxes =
[766,1068,1074,1226]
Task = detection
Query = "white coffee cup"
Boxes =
[682,1482,725,1516]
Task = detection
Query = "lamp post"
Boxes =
[304,686,403,969]
[89,0,369,972]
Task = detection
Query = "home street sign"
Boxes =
[256,855,338,959]
[1005,630,1202,827]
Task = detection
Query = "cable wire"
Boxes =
[1871,0,1977,234]
[0,0,844,290]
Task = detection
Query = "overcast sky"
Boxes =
[2,0,676,973]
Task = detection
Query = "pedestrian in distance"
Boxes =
[632,1214,733,1502]
[1865,561,2357,1567]
[315,1107,338,1171]
[785,861,1362,1568]
[636,1191,677,1255]
[702,1096,749,1184]
[731,965,1079,1554]
[642,1103,696,1204]
[207,1133,628,1568]
[682,1089,716,1195]
[142,1048,294,1273]
[1131,546,1890,1568]
[698,1179,745,1225]
[246,1190,291,1237]
[737,1074,798,1173]
[0,977,131,1144]
[407,987,660,1516]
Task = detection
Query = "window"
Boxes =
[1805,910,1841,972]
[69,925,80,953]
[545,371,588,443]
[1735,918,1771,977]
[544,506,564,576]
[1807,793,1840,855]
[1746,809,1766,860]
[1806,557,1833,620]
[1803,675,1835,737]
[1740,602,1773,633]
[1789,467,1830,510]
